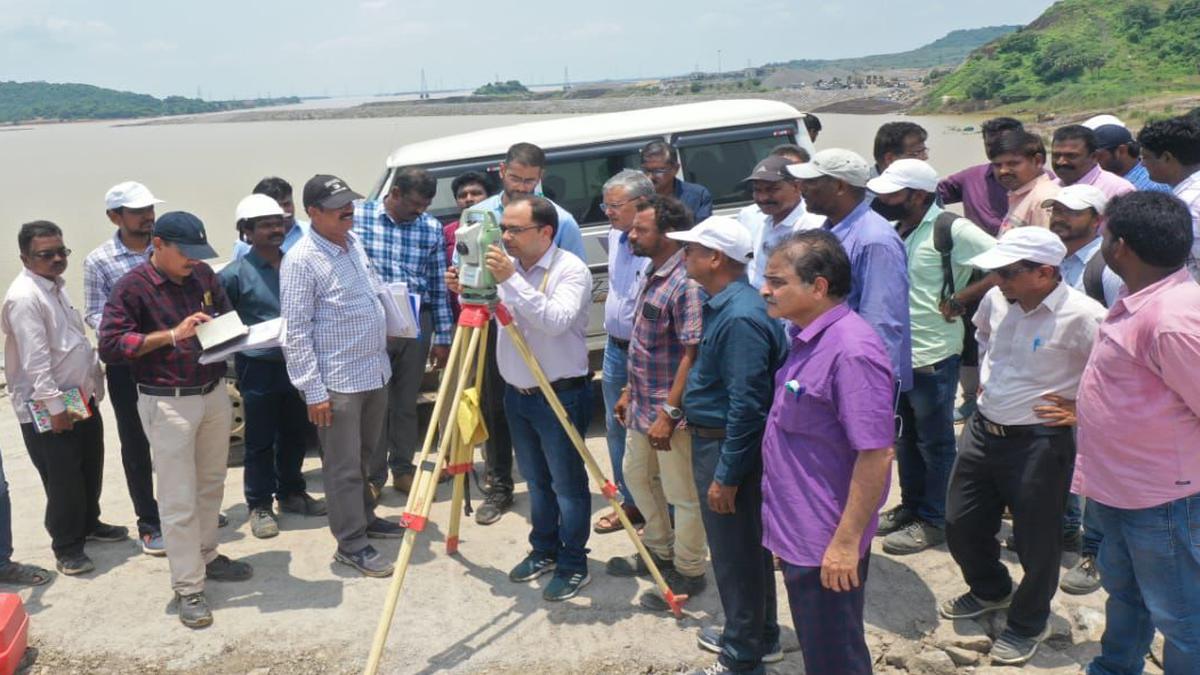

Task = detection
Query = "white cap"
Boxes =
[1040,184,1109,215]
[235,194,286,221]
[866,158,939,194]
[1082,114,1125,130]
[667,216,754,264]
[787,148,871,188]
[105,181,163,210]
[968,227,1067,270]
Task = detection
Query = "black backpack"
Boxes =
[931,211,987,302]
[1082,251,1110,308]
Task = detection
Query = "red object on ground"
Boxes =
[0,594,28,675]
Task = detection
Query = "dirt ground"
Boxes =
[0,391,1153,674]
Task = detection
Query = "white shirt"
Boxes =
[973,283,1106,425]
[1173,171,1200,280]
[496,244,592,389]
[746,200,825,288]
[2,269,104,423]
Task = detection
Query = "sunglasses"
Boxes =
[30,247,71,261]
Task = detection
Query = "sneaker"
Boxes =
[939,590,1013,620]
[990,624,1052,665]
[249,507,279,539]
[205,554,253,582]
[1060,554,1101,595]
[876,504,916,537]
[955,399,978,423]
[278,492,327,517]
[605,550,674,578]
[508,552,556,582]
[696,626,784,664]
[366,517,405,539]
[334,545,393,578]
[882,520,945,555]
[475,490,513,526]
[639,569,707,611]
[543,570,590,601]
[686,662,732,674]
[55,553,95,576]
[86,522,129,543]
[140,531,166,557]
[218,513,229,528]
[176,592,213,629]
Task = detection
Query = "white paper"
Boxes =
[199,317,286,364]
[195,312,249,351]
[382,282,420,339]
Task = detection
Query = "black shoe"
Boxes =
[939,590,1013,620]
[882,520,945,555]
[697,626,784,664]
[366,517,404,539]
[205,554,253,582]
[509,552,556,582]
[334,545,393,577]
[543,570,590,601]
[176,592,213,629]
[605,550,674,578]
[86,522,129,543]
[55,553,95,576]
[475,491,513,526]
[639,569,707,611]
[876,504,916,536]
[990,624,1051,665]
[278,492,328,517]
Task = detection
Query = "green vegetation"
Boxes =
[0,81,298,124]
[923,0,1200,111]
[774,26,1021,71]
[472,80,531,97]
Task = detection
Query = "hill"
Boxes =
[771,26,1021,72]
[921,0,1200,112]
[0,81,299,124]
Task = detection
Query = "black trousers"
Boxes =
[19,407,105,559]
[480,323,514,494]
[105,364,161,535]
[945,414,1075,637]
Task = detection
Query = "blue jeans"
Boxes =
[1065,493,1105,557]
[236,356,311,508]
[895,355,960,527]
[1087,494,1200,675]
[0,451,11,565]
[601,338,635,505]
[505,383,593,574]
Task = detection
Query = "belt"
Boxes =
[689,425,726,440]
[512,375,590,397]
[137,380,221,397]
[608,336,630,350]
[976,414,1067,439]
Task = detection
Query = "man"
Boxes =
[872,121,928,173]
[994,130,1060,232]
[356,166,453,497]
[641,140,713,222]
[938,116,1025,236]
[82,181,165,555]
[736,144,811,249]
[741,154,824,289]
[592,169,653,534]
[4,221,126,575]
[803,113,822,144]
[1051,125,1136,199]
[220,195,326,540]
[1137,116,1200,278]
[98,212,254,628]
[866,160,996,555]
[759,229,895,675]
[789,149,913,393]
[442,171,495,265]
[0,447,54,586]
[474,143,586,261]
[1074,192,1200,675]
[608,196,707,607]
[670,216,787,674]
[446,195,594,602]
[1088,124,1172,194]
[231,177,310,259]
[940,227,1105,666]
[282,175,402,579]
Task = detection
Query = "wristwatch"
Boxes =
[661,403,683,420]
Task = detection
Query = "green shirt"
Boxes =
[902,204,996,368]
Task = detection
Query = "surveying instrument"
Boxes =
[363,208,687,674]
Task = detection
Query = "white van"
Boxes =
[370,98,816,363]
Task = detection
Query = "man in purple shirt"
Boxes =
[938,117,1024,236]
[1051,125,1136,199]
[759,229,895,674]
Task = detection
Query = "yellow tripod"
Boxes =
[363,302,688,675]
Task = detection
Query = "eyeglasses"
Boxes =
[600,198,637,213]
[30,248,71,260]
[499,224,543,235]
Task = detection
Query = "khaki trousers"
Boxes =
[623,428,707,576]
[138,387,231,595]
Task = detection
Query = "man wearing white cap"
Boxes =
[82,181,166,556]
[220,195,327,540]
[866,159,996,556]
[939,227,1106,666]
[1045,184,1122,307]
[672,216,788,674]
[788,149,912,394]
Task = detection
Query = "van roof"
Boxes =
[386,98,808,168]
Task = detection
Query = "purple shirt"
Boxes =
[938,164,1008,236]
[761,303,895,567]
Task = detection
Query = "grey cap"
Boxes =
[787,148,871,188]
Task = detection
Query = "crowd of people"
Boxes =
[2,108,1200,673]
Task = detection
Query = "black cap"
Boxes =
[153,211,218,260]
[303,174,363,210]
[742,155,793,183]
[1093,124,1134,150]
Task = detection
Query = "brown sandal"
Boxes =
[593,505,645,534]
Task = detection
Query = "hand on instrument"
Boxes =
[308,401,333,428]
[445,266,463,295]
[484,245,515,283]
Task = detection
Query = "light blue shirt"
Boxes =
[747,200,824,289]
[603,228,648,341]
[1123,162,1172,194]
[476,193,586,262]
[1061,236,1122,307]
[231,220,310,260]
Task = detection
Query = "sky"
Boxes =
[0,0,1056,100]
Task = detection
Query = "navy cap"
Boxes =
[153,211,218,260]
[1093,124,1134,150]
[303,174,363,210]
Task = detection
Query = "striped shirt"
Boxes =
[82,232,150,330]
[1123,162,1172,193]
[280,229,391,404]
[353,200,452,345]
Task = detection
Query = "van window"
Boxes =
[675,124,797,208]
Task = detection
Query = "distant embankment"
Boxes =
[0,81,299,124]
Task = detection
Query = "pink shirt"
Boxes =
[1074,269,1200,508]
[1055,164,1135,201]
[1000,173,1058,233]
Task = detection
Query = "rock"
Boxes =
[883,639,921,669]
[907,648,958,675]
[942,645,982,666]
[1046,613,1075,645]
[932,618,994,653]
[1070,606,1106,641]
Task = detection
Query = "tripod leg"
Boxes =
[495,307,688,618]
[446,321,491,555]
[403,322,466,515]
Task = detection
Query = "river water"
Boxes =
[0,110,986,294]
